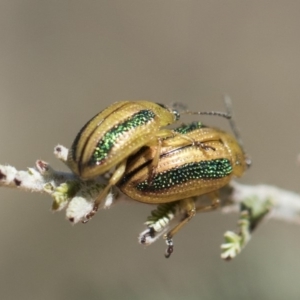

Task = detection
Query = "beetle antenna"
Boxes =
[171,102,231,120]
[223,95,243,148]
[182,109,231,120]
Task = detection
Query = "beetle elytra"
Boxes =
[118,122,248,257]
[67,101,231,221]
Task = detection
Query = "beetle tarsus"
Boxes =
[165,238,174,258]
[195,141,216,151]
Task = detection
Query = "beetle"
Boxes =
[117,122,248,257]
[67,101,230,219]
[67,101,179,178]
[119,123,247,203]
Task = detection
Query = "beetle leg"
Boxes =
[195,141,216,151]
[84,160,127,221]
[163,193,220,257]
[148,129,193,183]
[156,129,196,148]
[173,132,195,145]
[195,191,220,212]
[161,131,195,147]
[139,202,179,245]
[148,130,196,184]
[145,129,174,184]
[147,138,162,183]
[164,198,196,258]
[148,129,219,184]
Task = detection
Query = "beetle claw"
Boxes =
[195,141,216,151]
[165,238,174,258]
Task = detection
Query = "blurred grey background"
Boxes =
[1,1,300,299]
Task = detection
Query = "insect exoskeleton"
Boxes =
[117,122,248,257]
[118,122,247,204]
[67,99,231,221]
[67,101,180,178]
[67,100,184,219]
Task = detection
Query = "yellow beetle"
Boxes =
[117,122,248,257]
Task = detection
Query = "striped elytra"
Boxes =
[118,123,247,204]
[67,101,180,180]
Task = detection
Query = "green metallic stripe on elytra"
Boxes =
[136,158,232,192]
[90,110,156,165]
[174,122,205,135]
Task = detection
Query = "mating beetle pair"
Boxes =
[67,101,231,218]
[67,100,248,257]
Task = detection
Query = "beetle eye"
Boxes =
[155,103,180,121]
